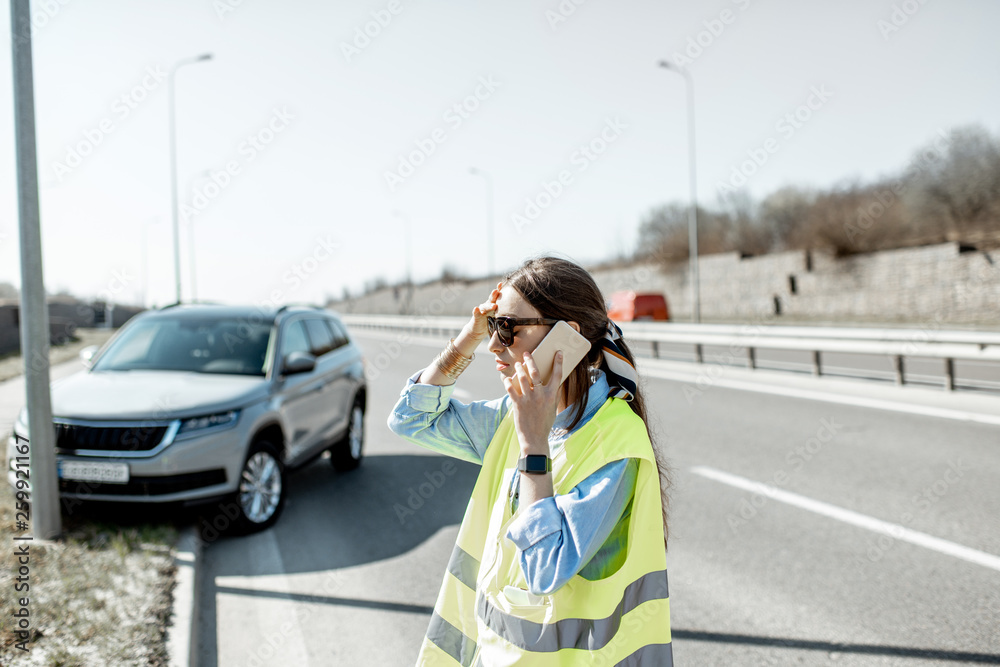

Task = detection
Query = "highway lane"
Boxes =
[198,331,1000,666]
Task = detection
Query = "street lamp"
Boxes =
[392,210,413,314]
[468,167,495,278]
[168,52,212,304]
[658,59,701,324]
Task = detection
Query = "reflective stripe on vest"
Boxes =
[416,397,672,666]
[470,642,674,667]
[475,569,669,652]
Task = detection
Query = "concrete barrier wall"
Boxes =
[0,300,144,356]
[327,242,1000,327]
[110,305,145,328]
[0,306,19,356]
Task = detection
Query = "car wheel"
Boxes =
[233,440,285,533]
[330,398,364,472]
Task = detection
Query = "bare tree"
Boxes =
[757,186,816,252]
[634,124,1000,263]
[635,203,695,265]
[0,282,19,300]
[716,189,764,254]
[903,124,1000,244]
[440,264,466,284]
[363,276,389,295]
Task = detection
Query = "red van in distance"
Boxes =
[607,291,670,322]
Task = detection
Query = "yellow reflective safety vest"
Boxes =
[417,396,672,666]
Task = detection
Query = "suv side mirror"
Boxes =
[281,351,316,375]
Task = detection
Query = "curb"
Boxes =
[167,525,203,667]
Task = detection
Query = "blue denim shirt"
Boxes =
[386,366,637,595]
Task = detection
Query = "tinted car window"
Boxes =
[93,316,273,376]
[280,320,311,358]
[327,319,349,350]
[304,318,334,357]
[101,321,157,367]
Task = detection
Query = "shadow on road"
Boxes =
[196,452,478,664]
[199,452,479,574]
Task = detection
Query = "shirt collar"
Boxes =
[552,368,609,432]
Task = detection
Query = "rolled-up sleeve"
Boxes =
[386,368,509,465]
[506,457,638,596]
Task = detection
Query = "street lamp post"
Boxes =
[168,53,212,304]
[658,60,701,324]
[11,0,61,539]
[468,167,495,278]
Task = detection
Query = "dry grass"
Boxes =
[0,324,183,665]
[0,461,179,666]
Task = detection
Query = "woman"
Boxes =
[387,256,673,666]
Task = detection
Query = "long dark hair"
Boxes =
[502,255,672,547]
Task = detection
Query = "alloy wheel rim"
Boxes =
[349,406,363,459]
[240,451,281,523]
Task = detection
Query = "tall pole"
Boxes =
[11,0,61,538]
[168,53,212,304]
[469,167,495,278]
[659,60,701,323]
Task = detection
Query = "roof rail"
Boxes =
[276,303,324,314]
[159,300,225,310]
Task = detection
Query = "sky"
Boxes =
[0,0,998,308]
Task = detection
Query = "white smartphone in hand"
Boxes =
[530,320,592,387]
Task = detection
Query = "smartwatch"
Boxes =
[517,454,551,475]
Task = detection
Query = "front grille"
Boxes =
[59,469,227,496]
[55,423,169,453]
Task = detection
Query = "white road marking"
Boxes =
[690,465,1000,573]
[642,366,1000,427]
[215,529,312,665]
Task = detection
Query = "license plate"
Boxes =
[58,461,130,484]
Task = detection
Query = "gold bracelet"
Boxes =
[435,338,475,380]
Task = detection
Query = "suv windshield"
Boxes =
[93,314,275,376]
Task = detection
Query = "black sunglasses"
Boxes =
[487,315,559,347]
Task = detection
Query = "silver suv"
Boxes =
[6,304,367,533]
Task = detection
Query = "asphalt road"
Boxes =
[195,330,1000,666]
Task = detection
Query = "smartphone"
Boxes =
[530,320,592,387]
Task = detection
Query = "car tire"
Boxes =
[231,439,286,533]
[329,397,364,472]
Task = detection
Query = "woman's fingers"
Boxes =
[521,352,541,386]
[550,350,563,386]
[514,361,533,395]
[503,374,522,399]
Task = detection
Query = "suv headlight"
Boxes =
[176,410,240,438]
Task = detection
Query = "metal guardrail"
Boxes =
[339,314,1000,392]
